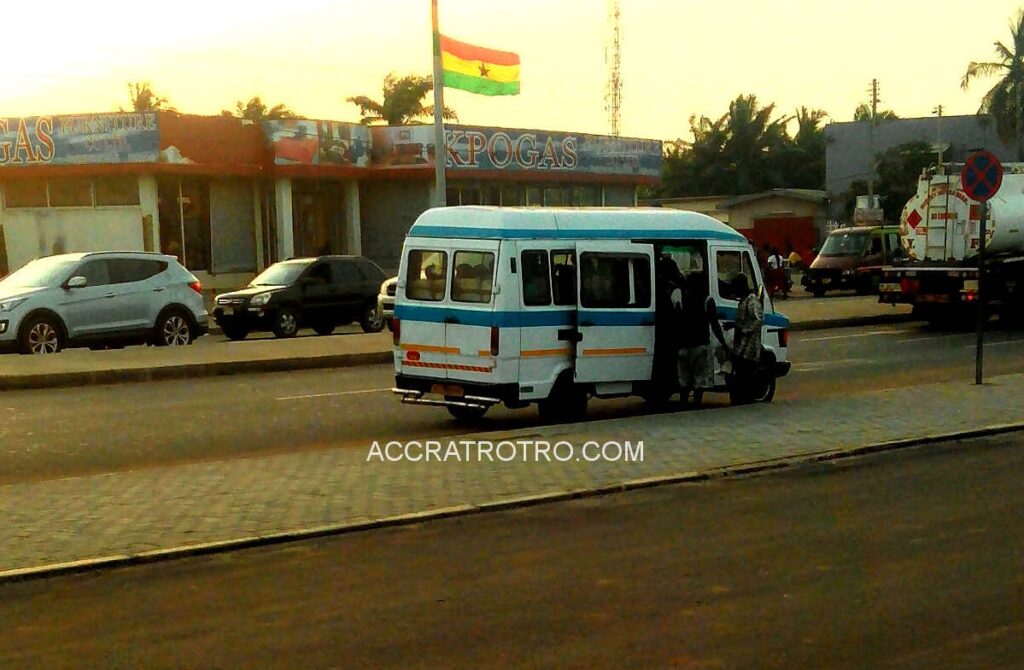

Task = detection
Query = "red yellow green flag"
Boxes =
[440,35,520,96]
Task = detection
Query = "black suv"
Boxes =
[213,256,386,340]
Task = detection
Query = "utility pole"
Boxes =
[867,78,879,200]
[933,104,945,164]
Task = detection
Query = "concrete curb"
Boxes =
[3,421,1020,585]
[0,314,918,391]
[788,312,916,332]
[0,352,395,391]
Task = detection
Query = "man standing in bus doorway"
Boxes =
[672,271,723,409]
[730,272,764,403]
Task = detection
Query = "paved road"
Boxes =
[1,322,1023,485]
[2,433,1020,669]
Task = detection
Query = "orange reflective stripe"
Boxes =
[401,343,459,354]
[581,347,648,356]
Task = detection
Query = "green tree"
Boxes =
[658,95,795,197]
[346,73,457,125]
[122,82,173,113]
[842,141,933,222]
[853,104,898,122]
[961,9,1024,158]
[773,106,829,189]
[222,96,299,121]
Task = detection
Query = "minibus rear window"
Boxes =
[406,250,448,301]
[452,251,495,304]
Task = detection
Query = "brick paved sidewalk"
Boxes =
[1,372,1018,578]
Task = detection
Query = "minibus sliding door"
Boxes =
[574,242,656,385]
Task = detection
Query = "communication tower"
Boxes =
[605,0,622,137]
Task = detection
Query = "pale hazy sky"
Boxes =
[4,0,1024,140]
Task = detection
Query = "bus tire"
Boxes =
[538,374,588,422]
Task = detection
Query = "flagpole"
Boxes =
[431,0,447,207]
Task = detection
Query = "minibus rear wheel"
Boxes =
[538,374,588,422]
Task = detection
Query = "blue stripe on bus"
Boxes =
[395,304,789,328]
[407,225,745,242]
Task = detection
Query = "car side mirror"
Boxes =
[66,276,88,289]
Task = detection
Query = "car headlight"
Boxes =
[250,292,272,307]
[0,297,27,312]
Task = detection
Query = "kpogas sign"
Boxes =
[0,113,159,166]
[445,126,661,177]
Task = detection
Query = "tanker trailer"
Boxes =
[879,163,1024,325]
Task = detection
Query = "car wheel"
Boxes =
[19,315,64,355]
[360,304,385,333]
[155,310,194,346]
[221,324,249,341]
[313,322,335,336]
[272,307,300,338]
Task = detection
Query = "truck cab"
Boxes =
[801,225,901,297]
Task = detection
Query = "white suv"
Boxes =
[0,252,209,355]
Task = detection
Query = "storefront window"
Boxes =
[500,185,525,206]
[4,180,48,208]
[157,178,211,271]
[526,186,542,206]
[49,178,93,207]
[95,176,140,206]
[544,187,566,206]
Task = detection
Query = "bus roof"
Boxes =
[407,206,747,242]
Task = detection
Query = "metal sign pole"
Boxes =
[975,199,987,385]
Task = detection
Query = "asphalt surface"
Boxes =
[2,432,1021,669]
[1,322,1023,485]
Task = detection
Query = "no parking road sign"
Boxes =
[961,150,1003,202]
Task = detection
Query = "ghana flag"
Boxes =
[440,35,520,96]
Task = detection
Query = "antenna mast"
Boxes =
[605,0,622,136]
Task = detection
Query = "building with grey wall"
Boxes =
[825,114,1015,218]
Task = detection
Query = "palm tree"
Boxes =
[853,104,898,122]
[962,9,1024,159]
[719,94,791,194]
[346,73,457,125]
[222,96,299,121]
[122,82,174,113]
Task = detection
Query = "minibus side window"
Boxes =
[521,250,551,306]
[451,250,495,304]
[406,249,448,301]
[551,251,576,306]
[580,253,651,308]
[717,250,758,300]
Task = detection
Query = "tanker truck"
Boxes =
[878,162,1024,325]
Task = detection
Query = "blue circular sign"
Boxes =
[961,151,1003,202]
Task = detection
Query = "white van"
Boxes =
[392,207,790,420]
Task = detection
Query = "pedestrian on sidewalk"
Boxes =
[671,270,725,409]
[766,247,786,298]
[729,273,764,402]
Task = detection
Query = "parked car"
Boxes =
[801,225,902,297]
[213,255,386,339]
[377,276,397,332]
[0,251,208,355]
